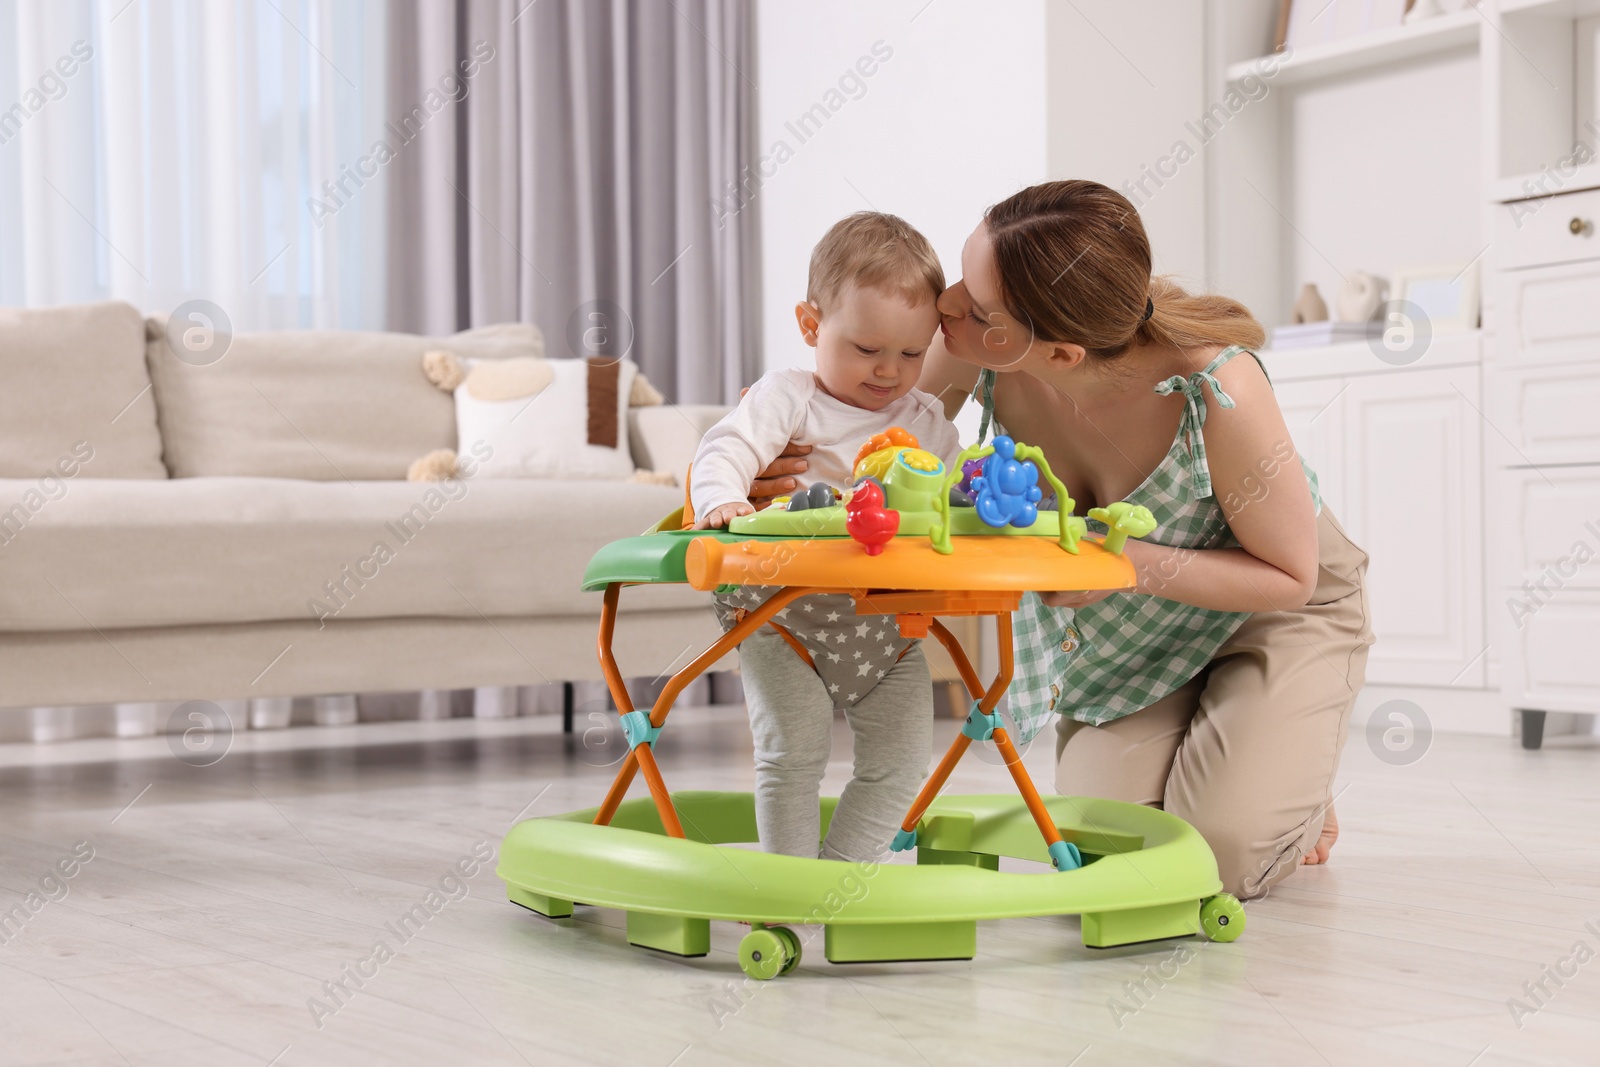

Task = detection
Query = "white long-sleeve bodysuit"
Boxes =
[689,367,963,518]
[689,366,965,862]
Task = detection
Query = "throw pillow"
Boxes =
[410,350,671,483]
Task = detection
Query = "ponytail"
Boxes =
[988,181,1266,359]
[1137,275,1266,353]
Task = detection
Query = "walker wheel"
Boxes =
[1199,894,1245,942]
[772,925,802,975]
[738,927,790,980]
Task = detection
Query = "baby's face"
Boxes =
[802,284,940,412]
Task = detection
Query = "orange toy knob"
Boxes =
[853,426,920,474]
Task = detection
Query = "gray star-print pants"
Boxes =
[715,589,934,861]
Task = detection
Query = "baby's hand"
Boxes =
[695,502,755,529]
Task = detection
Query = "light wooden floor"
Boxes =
[1,708,1597,1067]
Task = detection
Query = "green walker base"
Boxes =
[498,791,1242,977]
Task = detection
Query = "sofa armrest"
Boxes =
[628,405,731,485]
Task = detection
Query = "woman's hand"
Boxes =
[1039,541,1151,607]
[731,384,813,508]
[749,442,813,507]
[1038,588,1116,609]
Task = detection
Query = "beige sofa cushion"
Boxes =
[0,301,166,479]
[145,319,543,479]
[0,476,702,632]
[628,404,733,484]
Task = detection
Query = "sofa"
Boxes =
[0,301,732,716]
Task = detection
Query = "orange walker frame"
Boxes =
[591,579,1071,862]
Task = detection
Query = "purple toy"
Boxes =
[958,457,985,496]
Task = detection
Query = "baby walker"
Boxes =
[497,429,1246,979]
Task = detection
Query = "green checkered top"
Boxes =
[982,346,1323,743]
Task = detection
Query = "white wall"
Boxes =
[1288,51,1482,319]
[754,0,1048,423]
[1042,1,1208,283]
[754,0,1222,409]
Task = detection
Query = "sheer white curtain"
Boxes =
[0,0,388,328]
[1,0,393,742]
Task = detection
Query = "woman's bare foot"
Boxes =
[1302,804,1339,865]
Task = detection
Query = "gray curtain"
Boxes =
[384,0,761,405]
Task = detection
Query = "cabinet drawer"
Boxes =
[1484,362,1600,465]
[1493,466,1600,589]
[1491,259,1600,367]
[1502,590,1600,714]
[1497,185,1600,271]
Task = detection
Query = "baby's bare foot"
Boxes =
[1302,804,1339,865]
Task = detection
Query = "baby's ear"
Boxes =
[794,301,821,347]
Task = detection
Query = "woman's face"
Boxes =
[936,222,1051,372]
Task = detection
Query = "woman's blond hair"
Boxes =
[985,180,1265,357]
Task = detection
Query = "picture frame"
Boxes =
[1391,261,1481,333]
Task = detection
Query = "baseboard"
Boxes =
[1351,684,1516,737]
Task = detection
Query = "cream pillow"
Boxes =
[410,351,669,482]
[459,356,637,479]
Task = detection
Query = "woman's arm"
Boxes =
[1045,354,1321,614]
[748,444,813,506]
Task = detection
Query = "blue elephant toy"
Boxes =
[971,436,1042,529]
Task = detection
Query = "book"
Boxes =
[1269,321,1373,350]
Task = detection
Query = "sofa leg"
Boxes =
[249,697,293,730]
[417,689,453,721]
[473,686,519,719]
[562,682,575,735]
[312,694,357,726]
[115,702,163,738]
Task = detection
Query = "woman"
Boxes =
[753,181,1374,899]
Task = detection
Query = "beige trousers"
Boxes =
[1054,506,1375,899]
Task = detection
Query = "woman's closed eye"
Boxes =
[968,308,986,326]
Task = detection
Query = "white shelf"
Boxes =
[1259,328,1483,382]
[1225,10,1480,87]
[1492,160,1600,203]
[1499,0,1600,17]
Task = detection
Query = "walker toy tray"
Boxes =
[498,432,1244,978]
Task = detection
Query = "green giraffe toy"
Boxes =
[1087,501,1158,555]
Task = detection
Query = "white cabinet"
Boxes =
[1208,2,1600,742]
[1341,368,1486,688]
[1488,182,1600,746]
[1501,589,1600,718]
[1276,362,1486,689]
[1275,377,1347,518]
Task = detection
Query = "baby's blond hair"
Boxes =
[806,211,945,315]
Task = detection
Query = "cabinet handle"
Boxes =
[1572,217,1592,236]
